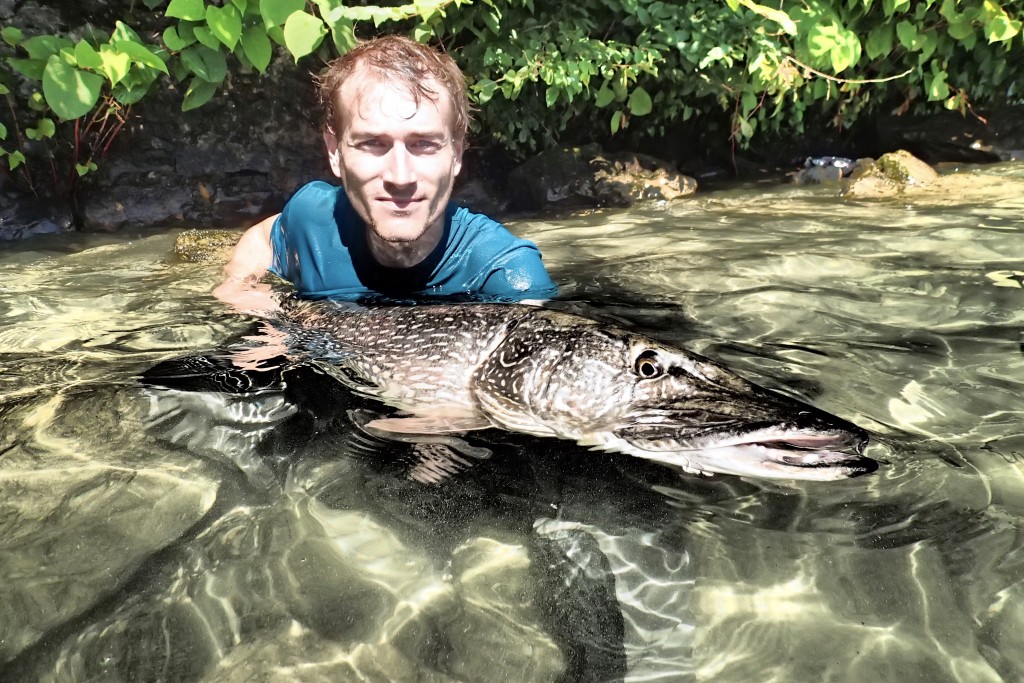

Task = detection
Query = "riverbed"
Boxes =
[2,164,1023,682]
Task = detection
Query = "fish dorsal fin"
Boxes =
[363,415,493,435]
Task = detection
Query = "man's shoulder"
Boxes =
[448,205,521,249]
[443,204,556,297]
[279,180,347,236]
[284,180,343,213]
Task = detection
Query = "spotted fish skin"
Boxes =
[275,299,875,481]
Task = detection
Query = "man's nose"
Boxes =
[383,145,416,185]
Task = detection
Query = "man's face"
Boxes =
[325,75,464,246]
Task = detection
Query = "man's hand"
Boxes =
[213,275,280,314]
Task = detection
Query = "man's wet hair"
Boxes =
[317,35,469,142]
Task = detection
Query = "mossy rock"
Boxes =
[843,150,938,198]
[173,228,242,263]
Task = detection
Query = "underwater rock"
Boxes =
[173,228,243,263]
[442,536,566,681]
[0,385,221,665]
[0,466,218,664]
[14,489,568,682]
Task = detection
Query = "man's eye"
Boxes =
[411,140,442,152]
[356,139,387,151]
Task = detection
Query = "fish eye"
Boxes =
[633,350,663,379]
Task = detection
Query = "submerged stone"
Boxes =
[0,466,218,664]
[0,386,220,665]
[173,228,243,263]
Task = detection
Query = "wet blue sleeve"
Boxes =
[478,245,558,300]
[268,214,289,280]
[266,181,341,289]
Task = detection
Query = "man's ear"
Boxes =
[323,128,343,177]
[453,137,464,177]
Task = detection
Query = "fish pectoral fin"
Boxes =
[364,415,493,435]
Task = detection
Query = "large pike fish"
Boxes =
[270,298,875,481]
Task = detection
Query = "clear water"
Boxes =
[2,164,1024,682]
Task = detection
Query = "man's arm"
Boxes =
[212,213,281,312]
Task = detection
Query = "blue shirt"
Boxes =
[269,181,557,301]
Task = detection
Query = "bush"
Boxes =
[0,0,1021,194]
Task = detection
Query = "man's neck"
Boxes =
[366,219,445,269]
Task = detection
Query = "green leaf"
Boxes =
[98,45,131,85]
[946,15,975,41]
[282,11,326,61]
[8,150,25,170]
[328,16,357,54]
[21,35,73,61]
[266,26,285,46]
[737,116,754,138]
[112,21,144,45]
[627,86,653,116]
[113,40,170,74]
[163,25,196,51]
[206,4,243,49]
[925,68,950,100]
[413,21,435,42]
[8,58,46,81]
[0,84,7,96]
[610,109,623,133]
[113,78,153,105]
[73,40,103,70]
[544,85,560,107]
[865,24,893,60]
[240,25,272,72]
[28,91,46,111]
[0,122,6,138]
[313,0,346,24]
[896,20,918,49]
[983,0,1021,42]
[193,25,222,50]
[182,75,218,110]
[34,117,55,139]
[166,0,207,21]
[2,26,23,47]
[180,44,227,83]
[595,82,615,108]
[75,161,98,176]
[740,90,757,115]
[42,55,104,120]
[474,77,498,104]
[260,0,306,26]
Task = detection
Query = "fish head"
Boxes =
[474,314,873,481]
[605,338,874,480]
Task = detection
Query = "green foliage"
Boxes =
[432,0,1024,156]
[0,0,1022,196]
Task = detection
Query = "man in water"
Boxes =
[214,35,556,309]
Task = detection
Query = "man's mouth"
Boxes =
[380,196,423,210]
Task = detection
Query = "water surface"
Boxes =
[2,164,1024,682]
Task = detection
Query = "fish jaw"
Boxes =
[601,426,874,481]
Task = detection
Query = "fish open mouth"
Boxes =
[620,426,876,480]
[692,429,876,480]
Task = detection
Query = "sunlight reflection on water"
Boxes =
[1,163,1024,682]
